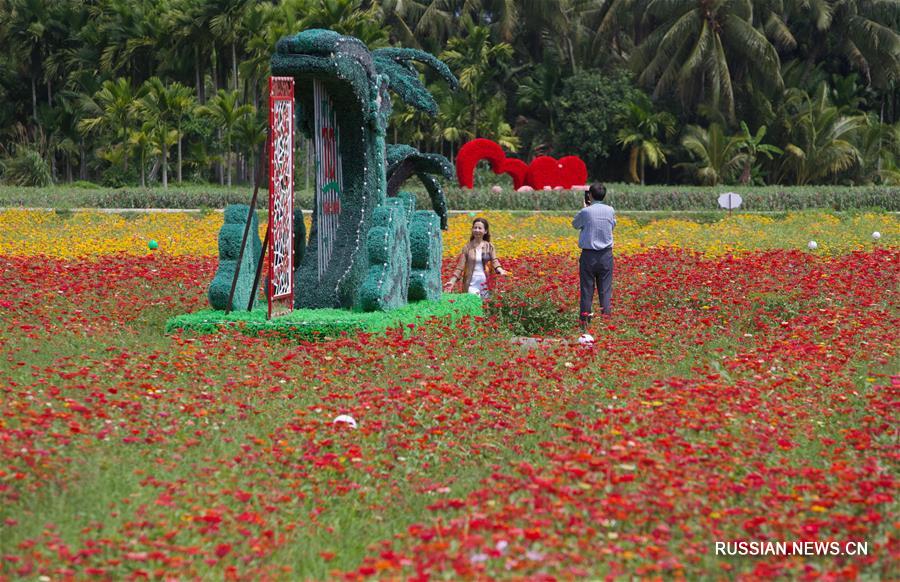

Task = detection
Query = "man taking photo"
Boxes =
[572,182,616,333]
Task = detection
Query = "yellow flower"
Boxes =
[0,209,895,259]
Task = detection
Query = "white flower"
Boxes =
[872,231,881,240]
[578,333,594,345]
[491,185,502,194]
[807,241,818,250]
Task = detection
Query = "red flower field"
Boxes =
[1,248,897,579]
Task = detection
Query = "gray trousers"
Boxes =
[579,247,613,320]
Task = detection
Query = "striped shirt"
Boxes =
[572,202,616,250]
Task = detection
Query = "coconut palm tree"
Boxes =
[678,123,744,185]
[631,0,783,122]
[789,0,900,90]
[778,85,865,184]
[615,95,677,184]
[734,121,782,184]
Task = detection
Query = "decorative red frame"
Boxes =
[267,76,295,318]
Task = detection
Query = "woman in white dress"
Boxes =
[444,218,508,297]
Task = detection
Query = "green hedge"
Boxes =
[166,292,483,341]
[437,184,899,211]
[1,183,897,211]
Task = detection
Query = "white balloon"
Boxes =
[807,241,818,250]
[333,414,358,429]
[872,231,881,240]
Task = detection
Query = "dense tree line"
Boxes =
[0,0,897,188]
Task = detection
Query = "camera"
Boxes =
[584,191,591,206]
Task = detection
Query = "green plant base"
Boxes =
[165,293,482,340]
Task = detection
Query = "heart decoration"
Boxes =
[456,139,587,190]
[497,158,528,189]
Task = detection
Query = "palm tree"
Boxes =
[136,77,183,188]
[678,123,744,185]
[440,24,514,139]
[778,85,865,184]
[128,127,156,187]
[515,59,564,156]
[299,0,390,49]
[734,121,782,184]
[78,77,140,174]
[232,110,266,184]
[199,89,253,187]
[631,0,783,122]
[615,95,677,184]
[90,0,161,83]
[166,83,197,184]
[209,0,253,92]
[852,112,899,184]
[164,0,217,103]
[789,0,900,90]
[519,0,593,74]
[1,0,62,124]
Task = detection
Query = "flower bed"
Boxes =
[0,219,896,579]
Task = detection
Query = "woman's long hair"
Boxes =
[469,218,491,242]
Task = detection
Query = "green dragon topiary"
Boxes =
[209,29,457,313]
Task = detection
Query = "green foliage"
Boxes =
[0,1,898,188]
[679,123,744,186]
[776,86,865,185]
[1,146,52,187]
[208,204,262,311]
[555,70,645,178]
[166,292,483,340]
[615,93,677,184]
[488,286,570,336]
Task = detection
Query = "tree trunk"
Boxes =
[195,47,204,104]
[31,76,38,123]
[218,127,224,185]
[232,41,238,91]
[162,140,168,188]
[80,139,87,180]
[226,142,232,187]
[567,38,577,75]
[177,129,183,184]
[640,151,645,185]
[141,152,146,188]
[628,147,639,183]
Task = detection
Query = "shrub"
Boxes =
[487,286,571,336]
[2,147,52,187]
